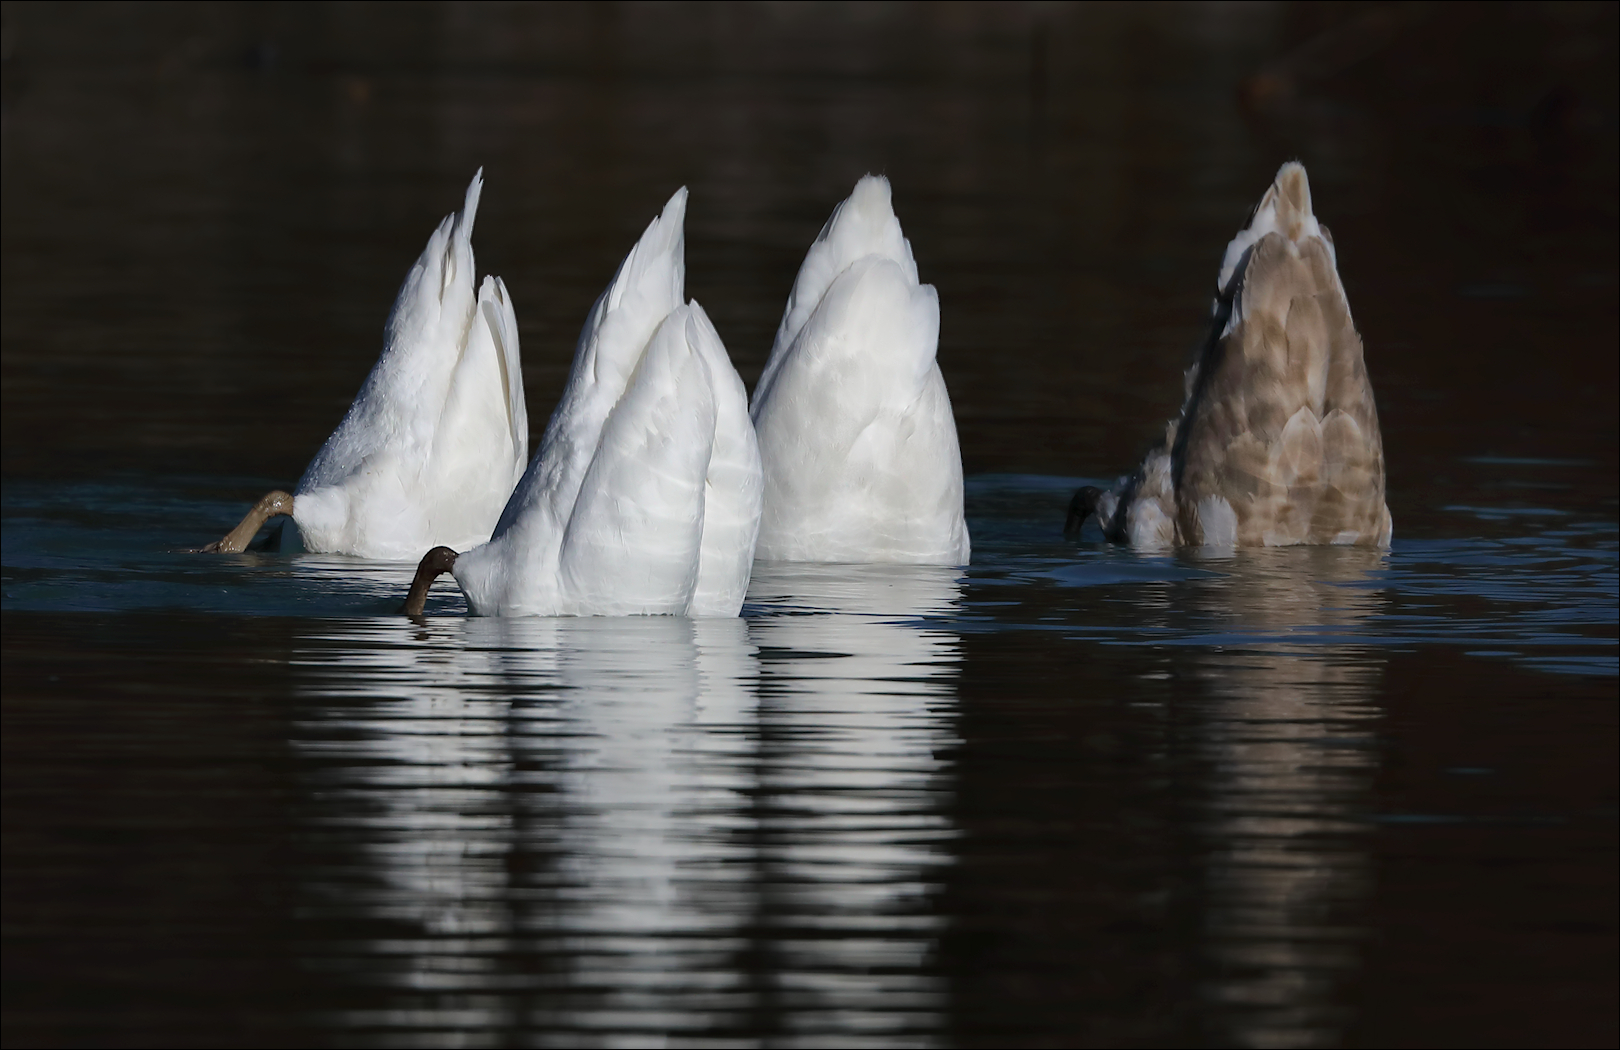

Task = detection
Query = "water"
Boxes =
[3,4,1616,1047]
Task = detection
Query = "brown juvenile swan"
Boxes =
[1067,162,1391,549]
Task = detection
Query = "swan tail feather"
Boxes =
[1159,161,1387,549]
[421,274,528,549]
[558,305,716,615]
[298,169,485,500]
[483,276,529,475]
[753,256,965,563]
[573,187,688,396]
[758,174,921,404]
[503,187,690,546]
[685,301,764,616]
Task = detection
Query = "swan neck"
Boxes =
[403,546,459,617]
[209,491,295,553]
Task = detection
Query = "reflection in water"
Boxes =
[1183,548,1387,1048]
[289,565,962,1045]
[292,616,522,1034]
[499,617,762,1038]
[747,564,965,1042]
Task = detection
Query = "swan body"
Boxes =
[1078,162,1391,549]
[203,172,528,559]
[749,175,969,565]
[443,188,763,617]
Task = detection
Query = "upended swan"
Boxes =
[202,171,527,559]
[749,175,970,565]
[1066,162,1392,549]
[404,188,763,617]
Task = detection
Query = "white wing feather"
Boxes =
[558,306,716,615]
[687,300,763,616]
[455,189,762,617]
[750,175,968,565]
[290,171,529,558]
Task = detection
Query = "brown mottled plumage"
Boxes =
[1081,162,1391,549]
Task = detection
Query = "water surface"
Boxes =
[4,4,1616,1047]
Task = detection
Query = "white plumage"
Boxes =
[205,171,528,559]
[749,175,970,566]
[441,188,763,617]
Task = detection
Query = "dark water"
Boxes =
[3,4,1616,1047]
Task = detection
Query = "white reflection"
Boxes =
[745,563,964,1043]
[494,616,762,1039]
[290,566,961,1045]
[1185,547,1386,1049]
[291,616,521,1032]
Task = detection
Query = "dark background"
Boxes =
[4,2,1614,518]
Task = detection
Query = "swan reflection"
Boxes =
[290,564,962,1045]
[1180,547,1387,1048]
[745,563,964,1040]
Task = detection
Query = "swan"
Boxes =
[403,188,763,618]
[202,170,527,559]
[1066,162,1392,549]
[749,175,970,565]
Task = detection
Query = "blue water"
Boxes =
[6,474,1613,676]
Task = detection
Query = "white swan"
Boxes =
[203,171,528,559]
[1067,162,1392,549]
[749,175,970,565]
[404,188,763,618]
